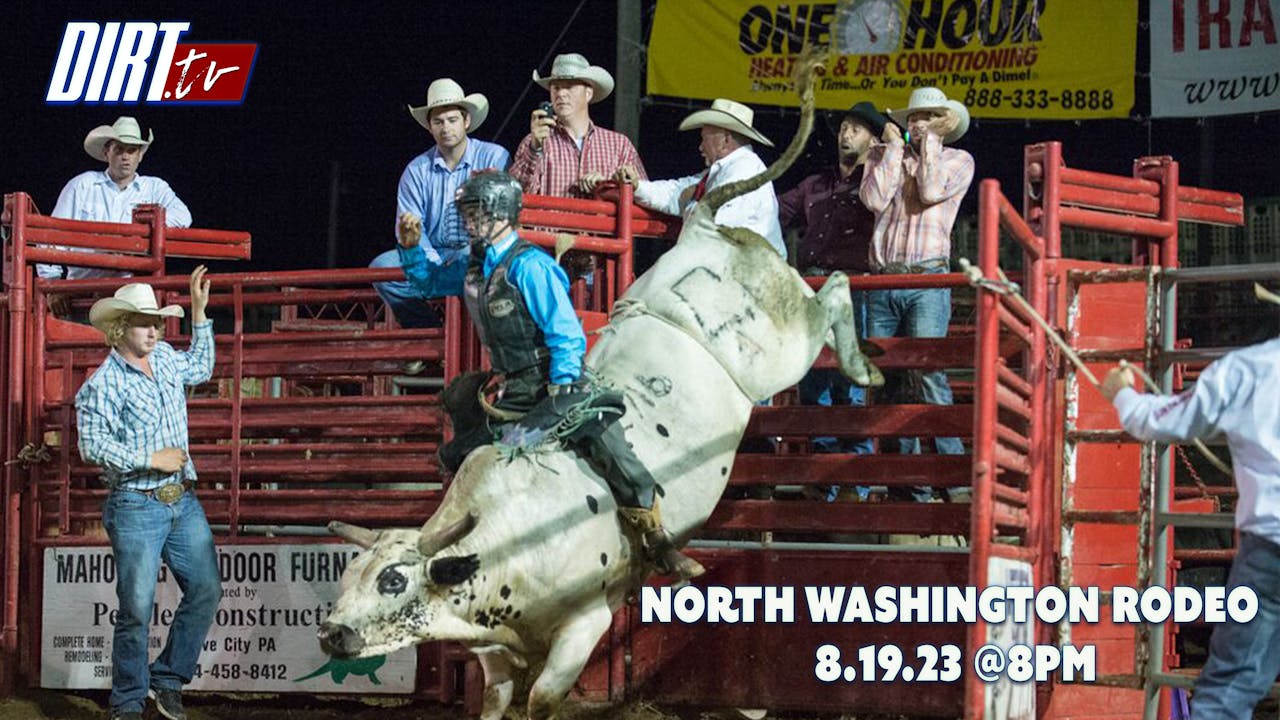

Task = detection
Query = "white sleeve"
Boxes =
[1112,357,1247,443]
[634,173,701,216]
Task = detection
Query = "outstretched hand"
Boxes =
[189,265,210,323]
[397,212,423,248]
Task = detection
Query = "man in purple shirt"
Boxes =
[778,102,887,500]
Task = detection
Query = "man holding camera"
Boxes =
[509,53,646,198]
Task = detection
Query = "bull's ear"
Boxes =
[419,512,478,557]
[328,521,380,549]
[428,554,480,586]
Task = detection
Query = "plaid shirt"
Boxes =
[509,122,647,198]
[859,133,974,270]
[76,321,214,490]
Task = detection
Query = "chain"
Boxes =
[1175,444,1213,499]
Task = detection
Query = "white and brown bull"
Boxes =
[319,54,882,720]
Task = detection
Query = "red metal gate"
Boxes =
[0,148,1247,718]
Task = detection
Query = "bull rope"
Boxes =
[958,258,1233,477]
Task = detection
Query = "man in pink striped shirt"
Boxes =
[859,87,975,503]
[509,53,647,199]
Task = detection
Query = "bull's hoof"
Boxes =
[843,356,885,388]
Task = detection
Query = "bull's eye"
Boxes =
[377,566,409,596]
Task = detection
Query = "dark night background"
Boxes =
[3,0,1278,276]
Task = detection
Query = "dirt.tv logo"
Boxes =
[47,22,257,104]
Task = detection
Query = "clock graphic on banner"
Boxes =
[836,0,904,55]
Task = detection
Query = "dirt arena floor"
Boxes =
[0,690,701,720]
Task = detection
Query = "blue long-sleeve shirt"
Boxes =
[76,321,214,489]
[395,138,509,296]
[418,230,585,384]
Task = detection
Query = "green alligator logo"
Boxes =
[294,655,387,685]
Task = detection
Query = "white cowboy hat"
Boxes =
[678,98,774,148]
[89,283,184,334]
[532,53,614,103]
[84,117,154,162]
[888,87,971,144]
[408,78,489,132]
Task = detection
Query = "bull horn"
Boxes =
[702,45,825,213]
[327,521,380,549]
[419,512,478,557]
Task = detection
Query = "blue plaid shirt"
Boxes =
[76,321,214,490]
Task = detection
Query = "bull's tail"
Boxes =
[701,46,826,213]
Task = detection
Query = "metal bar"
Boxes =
[519,230,629,255]
[1058,207,1177,239]
[230,284,244,536]
[23,247,160,273]
[994,422,1032,454]
[996,362,1033,399]
[616,182,636,290]
[996,191,1044,260]
[965,177,1004,720]
[1176,202,1246,227]
[23,227,149,253]
[21,214,150,235]
[1067,266,1156,285]
[1154,512,1236,530]
[1160,262,1280,284]
[1175,184,1243,209]
[1059,183,1161,216]
[1056,166,1161,196]
[997,303,1033,341]
[1144,181,1178,719]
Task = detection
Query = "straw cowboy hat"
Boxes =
[888,87,970,144]
[532,53,614,103]
[89,283,184,334]
[84,117,154,162]
[678,98,774,148]
[408,78,489,132]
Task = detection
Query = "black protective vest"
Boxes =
[462,239,550,377]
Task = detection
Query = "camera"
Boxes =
[538,101,556,119]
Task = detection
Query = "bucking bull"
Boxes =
[318,52,883,720]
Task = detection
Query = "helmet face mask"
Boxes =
[457,171,523,244]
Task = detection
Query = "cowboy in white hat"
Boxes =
[510,53,646,198]
[37,117,192,293]
[370,79,509,344]
[617,98,785,257]
[1101,282,1280,719]
[77,267,221,720]
[858,87,975,503]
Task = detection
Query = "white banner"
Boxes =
[1151,0,1280,117]
[41,544,417,692]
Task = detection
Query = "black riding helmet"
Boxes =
[456,170,523,240]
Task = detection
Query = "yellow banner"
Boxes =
[647,0,1137,119]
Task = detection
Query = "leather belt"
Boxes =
[875,258,950,275]
[118,480,193,504]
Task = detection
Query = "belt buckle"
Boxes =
[881,262,909,275]
[154,482,185,504]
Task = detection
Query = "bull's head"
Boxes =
[317,514,479,658]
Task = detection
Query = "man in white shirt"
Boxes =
[1102,284,1280,720]
[38,117,192,287]
[616,98,785,258]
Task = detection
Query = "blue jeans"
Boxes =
[1192,532,1280,720]
[369,249,444,329]
[102,490,221,714]
[867,269,965,502]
